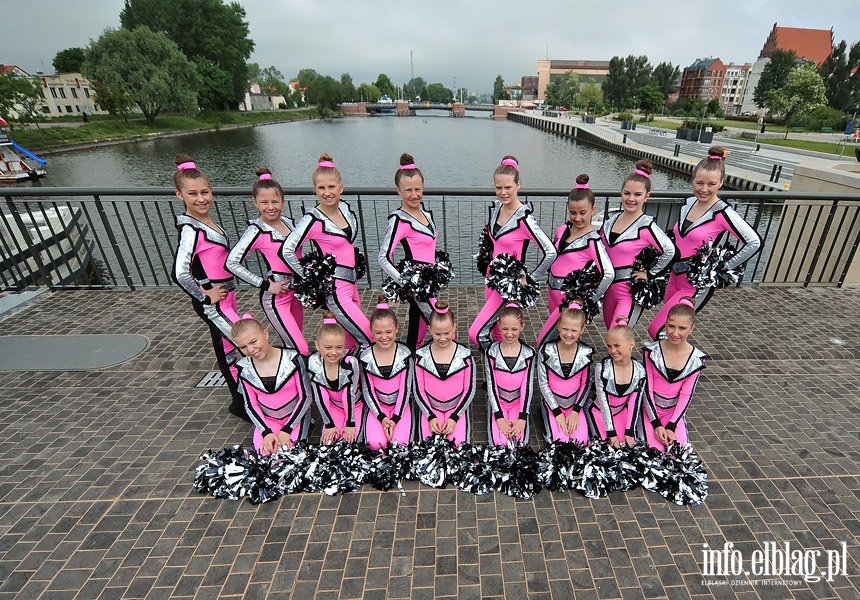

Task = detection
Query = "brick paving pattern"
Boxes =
[0,286,859,599]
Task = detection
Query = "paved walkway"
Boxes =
[1,286,859,599]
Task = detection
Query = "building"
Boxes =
[719,63,751,115]
[39,72,104,117]
[678,58,726,103]
[536,60,610,101]
[240,82,287,111]
[759,23,833,66]
[520,76,538,102]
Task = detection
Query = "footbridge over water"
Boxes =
[339,101,494,117]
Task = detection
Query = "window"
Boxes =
[84,88,90,98]
[65,106,73,113]
[59,88,66,99]
[50,88,58,98]
[71,89,78,99]
[41,106,50,114]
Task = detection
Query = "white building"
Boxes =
[739,58,769,116]
[39,72,105,117]
[720,64,751,115]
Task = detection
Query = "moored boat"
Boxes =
[0,118,47,182]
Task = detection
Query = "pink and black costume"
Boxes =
[378,207,439,350]
[600,212,675,330]
[647,198,761,339]
[281,202,372,351]
[536,228,614,346]
[306,352,364,442]
[641,341,707,449]
[236,348,312,452]
[226,216,308,355]
[173,214,243,405]
[593,357,647,442]
[357,342,415,450]
[485,342,536,445]
[413,342,476,446]
[469,202,556,350]
[536,341,595,444]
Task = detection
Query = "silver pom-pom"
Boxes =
[486,253,540,309]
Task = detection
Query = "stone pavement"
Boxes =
[0,286,859,599]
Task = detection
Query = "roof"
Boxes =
[685,57,720,72]
[760,24,833,65]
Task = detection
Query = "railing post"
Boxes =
[441,194,448,253]
[4,196,56,291]
[802,200,838,287]
[353,193,373,288]
[93,194,136,290]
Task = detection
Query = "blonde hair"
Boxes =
[313,152,342,184]
[494,155,520,184]
[173,154,210,190]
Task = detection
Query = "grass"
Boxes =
[757,137,859,156]
[9,109,318,150]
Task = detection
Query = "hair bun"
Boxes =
[634,160,652,176]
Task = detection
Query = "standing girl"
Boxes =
[307,313,363,444]
[226,168,307,355]
[642,298,707,450]
[647,147,761,340]
[413,301,477,446]
[357,297,415,450]
[281,153,372,351]
[600,160,675,330]
[536,302,595,444]
[232,316,311,455]
[469,156,556,350]
[536,174,614,346]
[378,153,442,350]
[593,318,647,447]
[171,154,245,419]
[485,304,536,445]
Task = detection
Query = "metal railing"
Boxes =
[3,187,860,292]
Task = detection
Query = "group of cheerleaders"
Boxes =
[172,146,761,461]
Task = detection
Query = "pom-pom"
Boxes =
[366,441,412,493]
[497,443,542,499]
[354,248,367,281]
[485,253,541,309]
[303,440,367,495]
[474,225,493,275]
[628,247,668,309]
[383,251,454,303]
[408,435,455,488]
[292,251,337,309]
[560,261,603,323]
[268,443,312,495]
[648,443,709,506]
[686,239,744,289]
[537,441,587,492]
[447,443,505,495]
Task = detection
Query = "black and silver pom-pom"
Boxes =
[485,253,541,309]
[628,247,668,309]
[603,443,644,492]
[474,225,494,276]
[354,249,367,281]
[654,443,709,506]
[366,441,412,493]
[268,443,312,496]
[537,441,587,492]
[382,250,455,304]
[497,443,542,499]
[561,260,603,323]
[448,443,505,495]
[687,239,744,290]
[194,445,268,502]
[304,440,364,495]
[292,251,337,309]
[576,442,620,499]
[408,435,455,488]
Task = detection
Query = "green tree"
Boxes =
[374,73,396,99]
[120,0,254,109]
[16,79,46,128]
[579,81,603,112]
[493,75,508,103]
[340,73,356,102]
[299,72,342,115]
[404,77,426,100]
[753,49,797,110]
[603,55,652,110]
[53,48,87,74]
[636,84,664,121]
[357,83,381,102]
[83,26,199,126]
[193,57,234,110]
[652,62,680,96]
[90,79,135,123]
[820,40,860,111]
[0,74,41,125]
[706,98,723,118]
[768,64,827,138]
[426,82,453,103]
[545,71,580,109]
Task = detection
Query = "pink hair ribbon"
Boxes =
[376,302,390,310]
[568,302,582,311]
[318,160,336,168]
[634,169,650,178]
[177,161,197,171]
[323,317,338,325]
[399,163,416,170]
[259,174,272,180]
[501,158,519,170]
[435,306,449,314]
[241,313,254,320]
[575,183,589,189]
[679,298,696,308]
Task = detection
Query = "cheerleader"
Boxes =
[536,174,614,346]
[642,298,707,450]
[485,303,536,445]
[468,155,556,351]
[357,297,415,450]
[647,146,761,340]
[226,168,307,355]
[231,316,311,455]
[536,301,595,444]
[171,154,245,419]
[307,313,363,444]
[281,153,372,351]
[413,301,477,446]
[594,318,647,447]
[378,153,443,351]
[600,160,675,330]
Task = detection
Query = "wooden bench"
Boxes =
[820,127,833,133]
[790,127,805,133]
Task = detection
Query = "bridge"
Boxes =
[340,101,495,117]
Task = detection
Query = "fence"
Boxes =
[2,187,859,292]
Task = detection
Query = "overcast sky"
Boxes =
[4,0,859,95]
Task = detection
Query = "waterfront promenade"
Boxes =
[1,285,859,599]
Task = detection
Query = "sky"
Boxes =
[4,0,859,96]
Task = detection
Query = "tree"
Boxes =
[637,84,664,121]
[652,62,680,96]
[820,40,860,111]
[404,77,426,100]
[706,98,723,118]
[120,0,254,109]
[768,64,827,138]
[579,81,603,112]
[357,83,381,102]
[374,73,396,99]
[426,82,453,103]
[83,26,199,126]
[753,49,797,110]
[603,55,652,110]
[53,48,87,74]
[493,75,508,103]
[340,73,356,102]
[90,79,135,123]
[545,71,580,109]
[297,71,342,115]
[193,57,234,110]
[0,75,43,127]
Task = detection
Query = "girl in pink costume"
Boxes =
[647,146,761,340]
[593,318,647,447]
[536,173,614,346]
[281,153,372,351]
[357,297,415,450]
[536,302,595,444]
[231,316,311,455]
[485,304,536,446]
[413,301,477,446]
[226,168,308,355]
[469,155,556,351]
[600,160,675,330]
[307,313,363,444]
[642,298,707,450]
[171,154,245,419]
[378,153,440,351]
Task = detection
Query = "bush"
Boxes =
[682,120,725,133]
[615,112,634,122]
[796,106,849,131]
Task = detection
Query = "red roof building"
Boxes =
[679,58,726,103]
[759,23,833,65]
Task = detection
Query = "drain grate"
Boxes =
[196,371,227,387]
